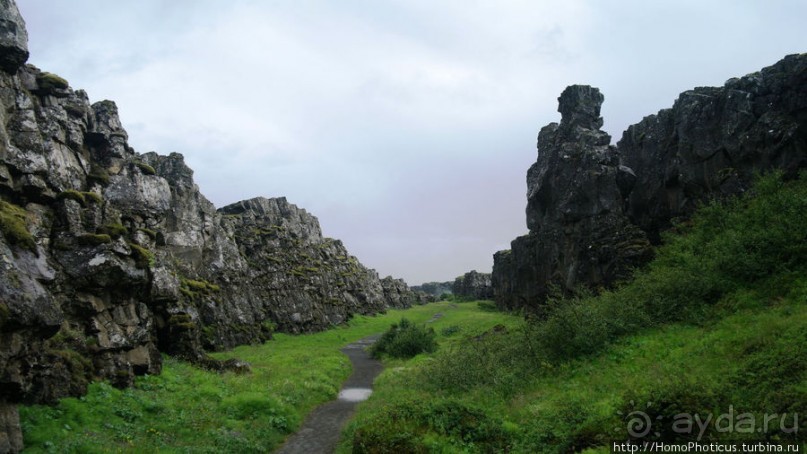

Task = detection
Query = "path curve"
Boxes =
[275,334,382,454]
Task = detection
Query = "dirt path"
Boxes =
[274,334,382,454]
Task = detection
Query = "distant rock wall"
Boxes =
[0,2,416,450]
[453,270,493,300]
[411,281,453,298]
[493,54,807,312]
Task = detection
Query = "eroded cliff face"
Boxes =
[0,3,415,451]
[452,270,493,300]
[493,54,807,312]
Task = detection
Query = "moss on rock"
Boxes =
[0,200,36,252]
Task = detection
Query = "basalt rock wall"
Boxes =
[493,54,807,312]
[0,3,415,451]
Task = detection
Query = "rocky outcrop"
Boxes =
[452,270,493,300]
[620,54,807,241]
[494,54,807,312]
[0,0,27,74]
[0,2,416,450]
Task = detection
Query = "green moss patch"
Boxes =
[97,223,128,239]
[129,243,154,269]
[56,190,86,206]
[37,72,69,91]
[0,200,36,252]
[134,162,157,176]
[180,278,221,301]
[87,165,111,186]
[81,192,103,205]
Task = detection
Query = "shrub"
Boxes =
[0,200,36,251]
[371,318,437,359]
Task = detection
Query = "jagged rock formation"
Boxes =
[494,54,807,312]
[0,3,416,450]
[452,270,493,300]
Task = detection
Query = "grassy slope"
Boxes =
[339,173,807,453]
[19,301,515,452]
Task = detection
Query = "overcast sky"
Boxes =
[17,1,807,285]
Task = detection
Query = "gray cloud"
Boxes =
[18,1,807,283]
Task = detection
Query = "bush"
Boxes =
[371,318,437,359]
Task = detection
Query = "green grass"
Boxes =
[339,172,807,452]
[19,302,513,452]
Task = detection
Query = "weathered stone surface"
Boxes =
[453,270,493,300]
[619,53,807,241]
[494,85,652,312]
[494,54,807,313]
[0,0,27,73]
[0,2,418,449]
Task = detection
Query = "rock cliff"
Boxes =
[493,54,807,312]
[452,270,493,300]
[0,3,415,451]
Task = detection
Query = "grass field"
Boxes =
[19,300,515,452]
[339,172,807,452]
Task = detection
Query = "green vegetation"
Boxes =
[370,318,437,359]
[77,233,112,246]
[87,165,111,186]
[179,278,221,301]
[134,162,157,176]
[0,302,10,329]
[0,200,36,251]
[81,192,103,205]
[137,228,157,240]
[19,303,502,452]
[340,172,807,452]
[37,72,69,90]
[56,190,86,206]
[16,172,807,452]
[98,223,128,239]
[128,243,154,269]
